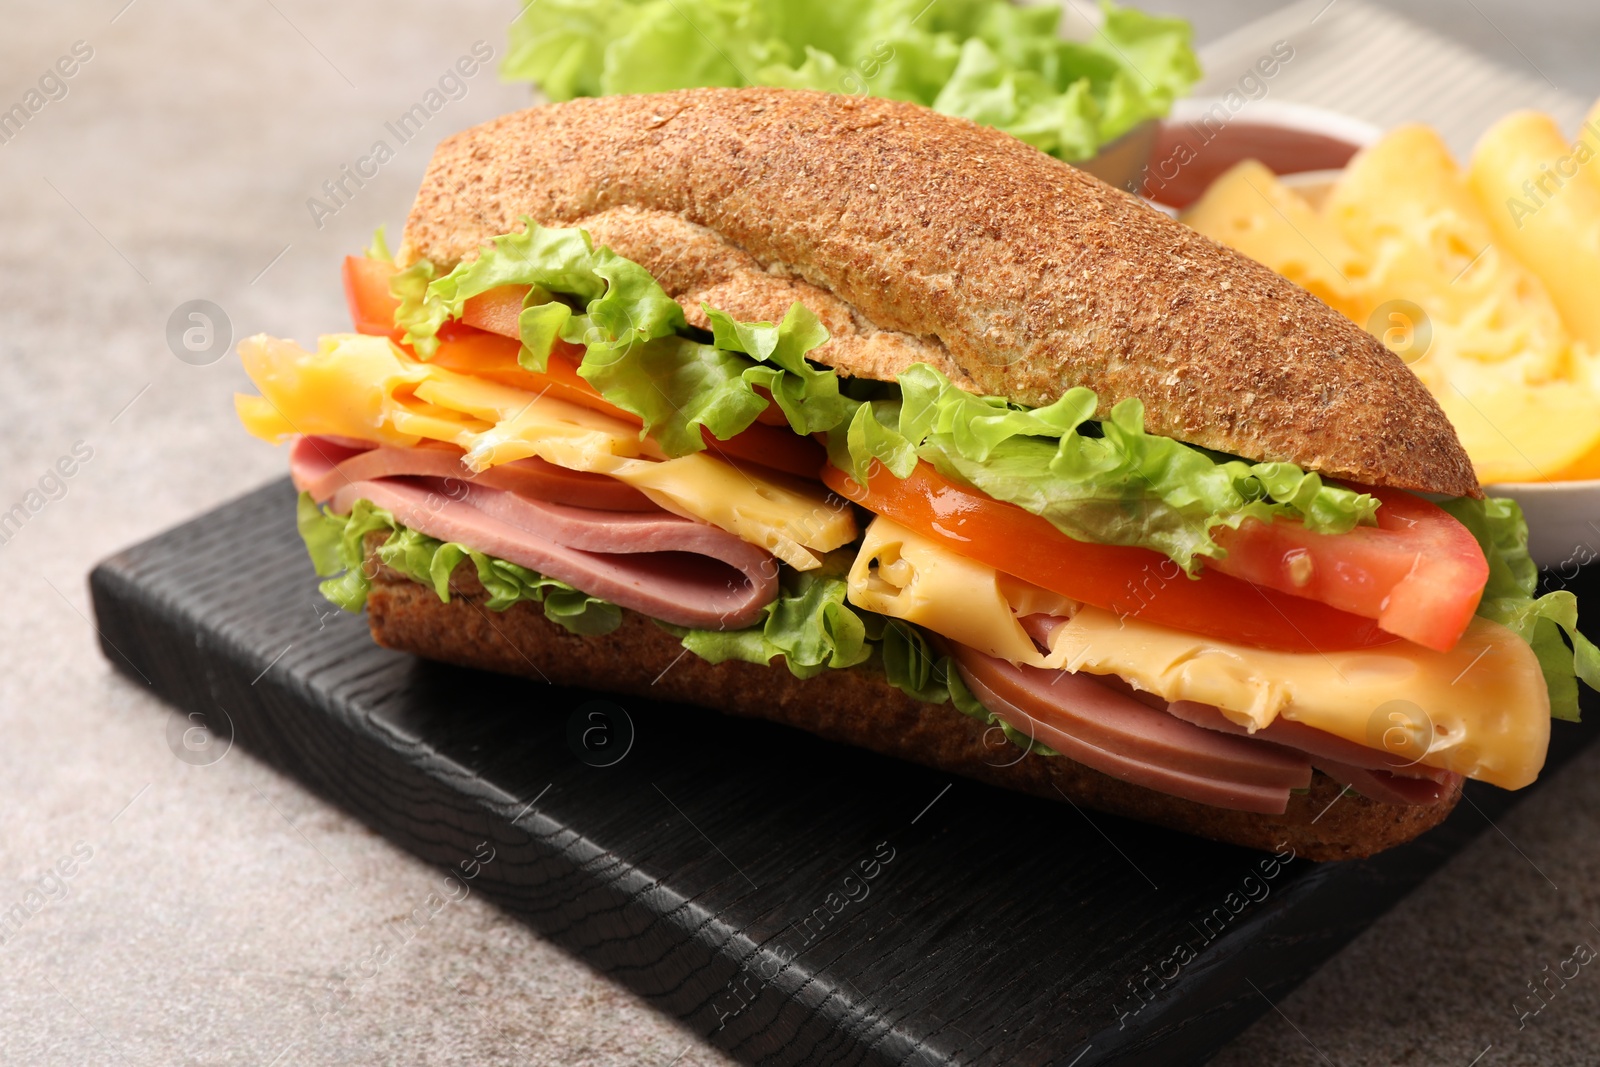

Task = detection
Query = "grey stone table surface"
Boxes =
[2,1,1598,1065]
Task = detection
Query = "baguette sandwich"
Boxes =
[236,88,1599,861]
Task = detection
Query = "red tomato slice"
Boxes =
[423,333,824,478]
[343,256,480,344]
[705,423,828,480]
[460,284,527,338]
[461,283,792,427]
[341,272,827,480]
[342,255,404,341]
[1209,486,1486,652]
[823,461,1399,654]
[425,330,633,416]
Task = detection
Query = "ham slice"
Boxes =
[1164,700,1455,781]
[1165,700,1461,805]
[1312,760,1460,806]
[292,438,655,511]
[1015,613,1458,807]
[290,436,778,630]
[950,644,1312,814]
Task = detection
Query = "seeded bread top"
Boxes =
[400,88,1477,496]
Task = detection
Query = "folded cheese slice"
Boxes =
[847,517,1549,789]
[235,333,855,570]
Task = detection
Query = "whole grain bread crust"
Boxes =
[364,550,1461,862]
[399,88,1477,497]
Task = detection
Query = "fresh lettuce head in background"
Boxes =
[502,0,1200,161]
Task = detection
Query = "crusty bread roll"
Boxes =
[363,547,1460,862]
[400,87,1477,497]
[378,89,1483,858]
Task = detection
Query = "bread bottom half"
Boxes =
[363,552,1461,862]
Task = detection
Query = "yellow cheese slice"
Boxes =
[1055,608,1548,790]
[236,333,856,569]
[847,518,1549,790]
[1326,126,1570,360]
[1181,159,1366,320]
[1433,376,1600,483]
[847,517,1078,667]
[1328,125,1600,482]
[1583,98,1600,200]
[1178,125,1600,483]
[1470,110,1600,349]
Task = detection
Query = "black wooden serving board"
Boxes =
[89,478,1600,1066]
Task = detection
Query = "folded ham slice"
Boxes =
[290,437,778,630]
[1165,700,1462,805]
[950,644,1313,814]
[1011,613,1459,808]
[293,437,656,511]
[1312,760,1460,806]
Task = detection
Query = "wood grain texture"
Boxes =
[399,88,1477,497]
[88,479,1600,1067]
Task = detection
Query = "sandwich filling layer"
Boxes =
[290,436,778,629]
[238,220,1600,816]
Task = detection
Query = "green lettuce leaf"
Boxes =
[501,0,1200,162]
[366,225,393,264]
[303,490,1057,755]
[578,334,771,455]
[1095,3,1204,138]
[838,362,1379,573]
[576,299,851,453]
[703,303,855,433]
[932,37,1103,160]
[502,0,636,101]
[873,615,946,702]
[388,218,1378,573]
[830,398,919,482]
[1441,496,1600,722]
[870,614,1057,754]
[666,554,873,680]
[392,221,686,362]
[367,216,1595,722]
[661,553,1052,754]
[295,492,620,634]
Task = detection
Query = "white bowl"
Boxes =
[1484,480,1600,571]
